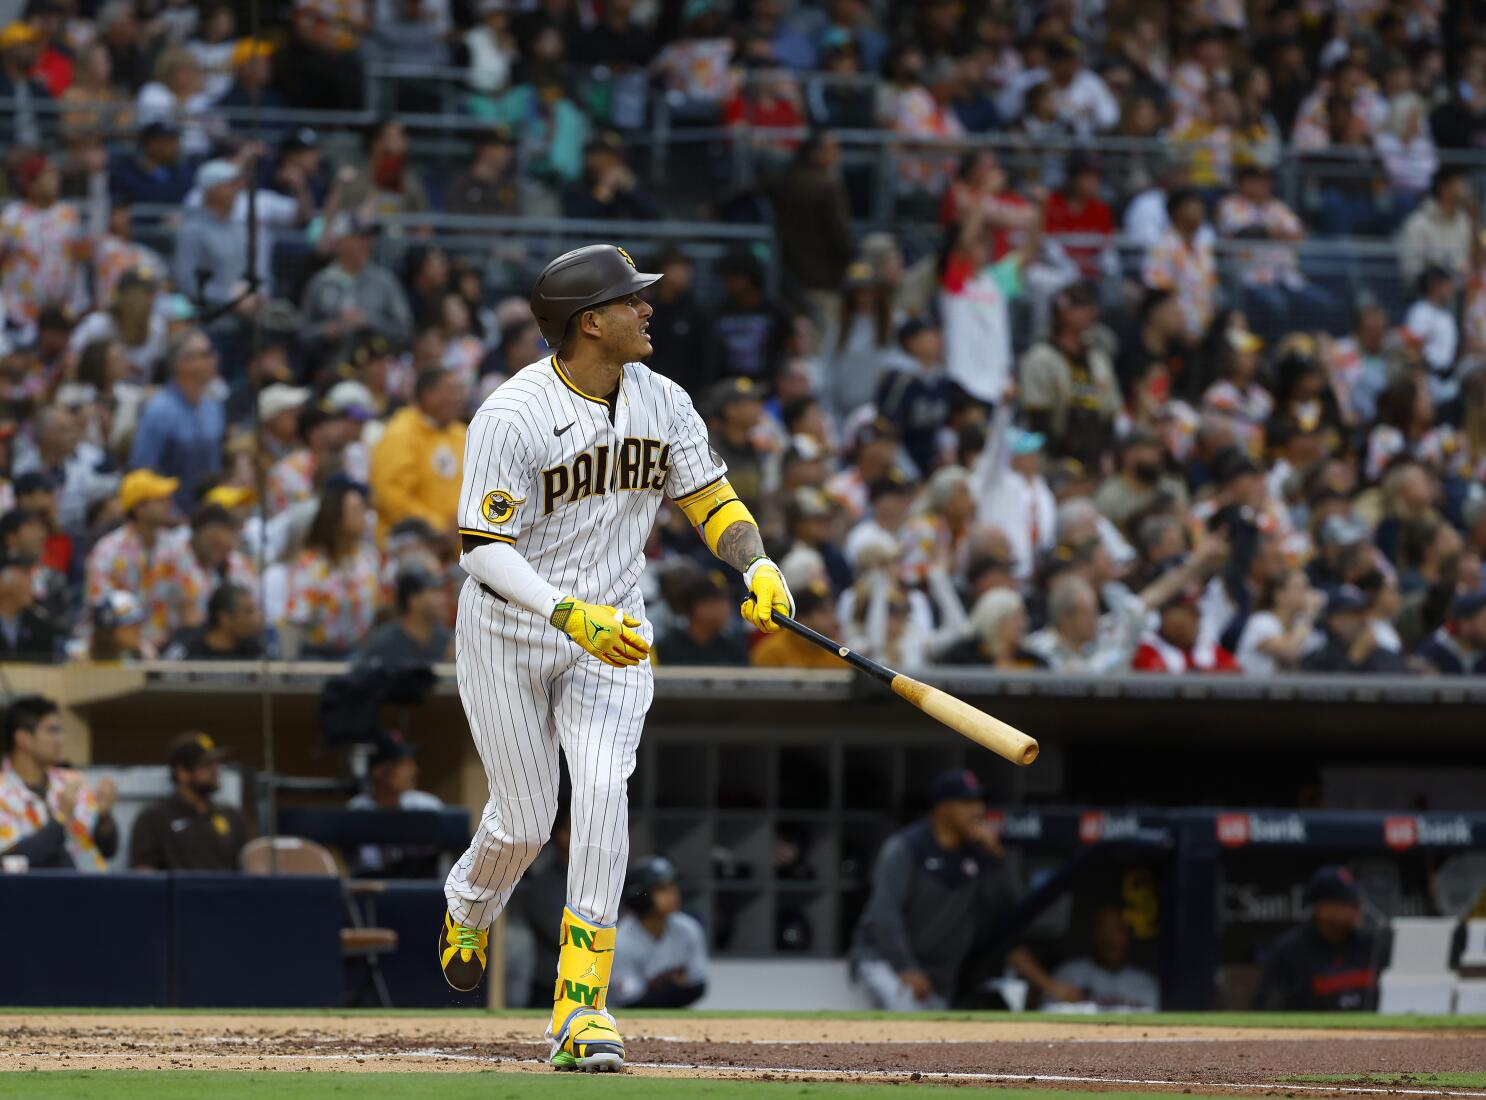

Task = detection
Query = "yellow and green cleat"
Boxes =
[437,911,487,992]
[548,906,624,1071]
[550,1008,625,1072]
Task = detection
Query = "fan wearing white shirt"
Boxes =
[1045,38,1121,137]
[974,419,1056,582]
[1403,266,1460,404]
[1123,171,1220,251]
[1235,568,1324,675]
[843,475,915,570]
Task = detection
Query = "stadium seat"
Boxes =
[1378,917,1459,1015]
[1460,920,1486,977]
[241,836,400,1008]
[1454,979,1486,1014]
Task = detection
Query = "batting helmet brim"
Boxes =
[530,244,664,346]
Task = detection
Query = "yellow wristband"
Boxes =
[699,499,756,554]
[677,478,758,554]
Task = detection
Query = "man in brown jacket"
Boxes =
[760,131,853,328]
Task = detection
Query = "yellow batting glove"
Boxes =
[740,556,795,633]
[550,597,650,668]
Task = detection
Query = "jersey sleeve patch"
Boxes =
[480,489,525,526]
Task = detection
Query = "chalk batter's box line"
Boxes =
[39,1049,1486,1098]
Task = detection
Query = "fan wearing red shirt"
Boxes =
[26,10,74,98]
[938,149,1037,260]
[723,71,804,149]
[1043,153,1113,279]
[1132,586,1240,673]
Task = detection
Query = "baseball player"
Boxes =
[438,244,794,1072]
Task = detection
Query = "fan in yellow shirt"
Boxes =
[369,368,468,542]
[749,584,842,670]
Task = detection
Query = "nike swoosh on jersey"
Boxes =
[554,422,576,436]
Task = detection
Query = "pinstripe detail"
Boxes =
[445,357,722,932]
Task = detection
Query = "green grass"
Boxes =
[0,1073,1179,1099]
[1290,1073,1486,1088]
[1,1007,1484,1029]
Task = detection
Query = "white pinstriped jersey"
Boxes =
[457,354,726,614]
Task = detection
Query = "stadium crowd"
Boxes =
[0,0,1481,676]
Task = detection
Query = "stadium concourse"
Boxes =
[4,1010,1486,1095]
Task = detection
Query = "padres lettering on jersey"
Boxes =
[540,439,671,515]
[457,356,725,609]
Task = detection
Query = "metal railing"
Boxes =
[125,188,1411,331]
[24,85,1486,236]
[126,206,781,298]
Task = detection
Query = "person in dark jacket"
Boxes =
[0,21,54,147]
[561,131,659,221]
[1415,588,1486,675]
[656,571,747,667]
[1301,585,1408,673]
[806,31,877,129]
[357,568,453,667]
[708,250,792,385]
[573,0,651,68]
[759,130,853,319]
[128,731,250,871]
[875,318,954,476]
[214,38,290,137]
[1252,865,1385,1011]
[850,769,1078,1009]
[786,486,853,594]
[445,127,521,217]
[162,584,262,661]
[643,248,712,391]
[109,121,194,207]
[0,551,54,662]
[260,127,331,208]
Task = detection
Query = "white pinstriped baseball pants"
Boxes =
[444,580,654,930]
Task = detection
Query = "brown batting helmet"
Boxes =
[529,244,662,347]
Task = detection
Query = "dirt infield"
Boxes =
[4,1013,1485,1094]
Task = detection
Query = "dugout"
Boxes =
[12,661,1485,1009]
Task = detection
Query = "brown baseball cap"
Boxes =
[167,731,227,770]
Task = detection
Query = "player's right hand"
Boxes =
[550,597,650,668]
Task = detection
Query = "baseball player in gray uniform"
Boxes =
[437,244,794,1072]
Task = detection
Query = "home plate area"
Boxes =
[4,1014,1486,1094]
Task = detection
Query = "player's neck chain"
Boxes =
[557,354,622,424]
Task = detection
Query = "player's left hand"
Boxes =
[740,557,794,633]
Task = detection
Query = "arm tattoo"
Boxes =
[714,519,767,574]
